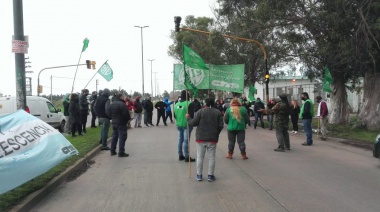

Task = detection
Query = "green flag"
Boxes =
[98,62,113,81]
[323,67,333,93]
[184,67,198,98]
[82,38,89,52]
[183,44,208,70]
[248,84,257,101]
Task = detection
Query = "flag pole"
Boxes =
[183,53,191,179]
[71,38,89,94]
[84,60,108,89]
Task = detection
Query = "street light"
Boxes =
[148,59,155,97]
[153,71,158,97]
[135,25,149,96]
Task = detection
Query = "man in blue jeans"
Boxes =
[94,88,111,150]
[300,92,314,146]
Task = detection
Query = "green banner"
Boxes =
[173,64,245,93]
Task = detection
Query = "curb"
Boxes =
[10,144,103,212]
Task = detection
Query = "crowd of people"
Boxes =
[63,89,328,181]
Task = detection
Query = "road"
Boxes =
[32,115,380,212]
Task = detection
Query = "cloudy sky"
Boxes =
[0,0,216,97]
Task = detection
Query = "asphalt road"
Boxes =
[32,115,380,212]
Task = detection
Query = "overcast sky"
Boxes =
[0,0,216,97]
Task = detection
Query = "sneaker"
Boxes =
[118,152,129,157]
[179,155,185,161]
[302,142,312,146]
[208,175,216,182]
[184,157,195,162]
[110,151,117,156]
[196,175,203,181]
[101,146,111,150]
[274,147,285,152]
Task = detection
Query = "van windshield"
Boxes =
[46,102,57,113]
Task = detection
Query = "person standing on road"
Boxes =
[224,98,249,160]
[259,94,291,152]
[108,92,131,157]
[300,92,314,146]
[316,96,328,141]
[290,99,300,133]
[174,90,196,162]
[254,97,265,129]
[164,97,174,124]
[266,98,276,130]
[134,96,143,128]
[79,89,90,133]
[63,93,72,135]
[94,88,111,150]
[242,96,252,127]
[125,95,135,129]
[89,91,98,128]
[143,97,154,126]
[186,98,224,182]
[69,93,82,137]
[155,98,167,126]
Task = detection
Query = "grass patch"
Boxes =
[0,127,101,211]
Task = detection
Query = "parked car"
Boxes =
[373,134,380,158]
[0,96,65,132]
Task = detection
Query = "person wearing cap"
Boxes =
[134,96,143,128]
[259,94,291,151]
[316,96,328,140]
[300,92,314,146]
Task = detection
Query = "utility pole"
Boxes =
[13,0,26,109]
[135,26,149,96]
[153,72,158,97]
[148,59,155,97]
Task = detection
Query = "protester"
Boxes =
[164,97,174,124]
[62,93,71,134]
[215,99,224,114]
[224,98,250,160]
[134,96,143,128]
[108,92,131,157]
[79,89,90,133]
[174,90,196,162]
[69,93,82,137]
[143,97,154,127]
[241,96,252,127]
[316,96,328,141]
[94,89,103,127]
[141,97,148,126]
[94,88,111,150]
[186,98,224,182]
[300,92,314,146]
[290,99,301,133]
[155,98,167,126]
[259,94,291,152]
[192,98,202,115]
[125,95,135,129]
[89,91,98,128]
[266,98,276,130]
[253,97,265,129]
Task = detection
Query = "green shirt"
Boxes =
[224,106,249,131]
[174,101,190,127]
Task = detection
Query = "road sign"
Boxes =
[12,39,29,54]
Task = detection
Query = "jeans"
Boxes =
[99,117,110,147]
[165,111,173,123]
[227,130,246,153]
[111,124,127,154]
[196,142,216,176]
[143,110,148,125]
[134,113,142,127]
[254,113,264,128]
[177,126,189,158]
[267,114,273,129]
[302,119,313,144]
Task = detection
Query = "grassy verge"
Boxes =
[0,127,101,211]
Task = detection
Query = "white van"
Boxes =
[0,96,65,132]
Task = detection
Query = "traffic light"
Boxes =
[86,60,91,69]
[38,85,43,94]
[174,16,182,32]
[90,61,96,69]
[265,71,270,84]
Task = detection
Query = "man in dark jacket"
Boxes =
[143,97,154,127]
[69,93,82,137]
[300,92,314,146]
[79,89,90,133]
[254,97,265,129]
[94,88,111,150]
[155,98,167,126]
[241,96,252,127]
[186,98,224,182]
[63,93,71,134]
[89,91,98,128]
[108,92,131,157]
[134,96,143,128]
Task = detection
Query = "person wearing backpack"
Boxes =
[316,96,328,141]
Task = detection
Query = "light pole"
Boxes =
[135,25,149,96]
[148,59,155,97]
[153,72,158,97]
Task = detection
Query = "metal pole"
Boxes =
[153,72,158,97]
[13,0,26,110]
[135,26,149,96]
[148,59,155,97]
[37,64,86,96]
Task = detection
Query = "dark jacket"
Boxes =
[301,100,313,119]
[187,107,224,142]
[290,105,301,117]
[143,100,154,114]
[193,99,202,112]
[134,99,143,113]
[69,96,81,124]
[254,101,265,113]
[63,93,70,116]
[155,101,166,114]
[79,94,89,111]
[108,98,130,126]
[94,95,111,119]
[89,94,97,113]
[266,101,290,126]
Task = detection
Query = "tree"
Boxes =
[162,90,170,98]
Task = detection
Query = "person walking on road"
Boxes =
[63,93,71,135]
[134,96,143,128]
[155,98,167,126]
[94,88,111,150]
[316,96,328,141]
[300,92,314,146]
[143,97,154,127]
[254,97,265,129]
[224,98,250,160]
[79,89,90,133]
[174,90,196,162]
[290,99,300,133]
[69,93,82,137]
[164,97,174,124]
[108,92,131,157]
[259,94,291,152]
[186,98,224,182]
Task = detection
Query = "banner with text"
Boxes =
[0,110,78,195]
[173,64,245,93]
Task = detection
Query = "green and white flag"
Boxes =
[322,67,333,93]
[98,62,113,81]
[82,38,89,52]
[248,84,257,101]
[183,44,208,70]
